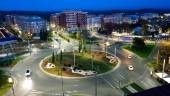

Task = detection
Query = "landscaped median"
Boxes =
[123,44,155,58]
[40,51,118,77]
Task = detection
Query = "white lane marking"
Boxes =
[119,74,126,80]
[73,90,78,92]
[100,77,116,89]
[30,90,61,95]
[66,90,72,94]
[126,86,138,93]
[73,84,79,87]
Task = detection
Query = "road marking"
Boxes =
[73,90,78,92]
[126,86,138,93]
[66,90,72,94]
[100,77,116,89]
[119,74,126,80]
[73,84,79,87]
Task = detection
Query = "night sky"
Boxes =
[0,0,170,11]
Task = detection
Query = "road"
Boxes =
[5,38,160,96]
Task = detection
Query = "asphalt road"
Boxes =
[6,39,160,96]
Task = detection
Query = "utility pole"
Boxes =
[169,57,170,64]
[115,44,117,56]
[73,50,75,67]
[91,40,94,70]
[94,66,98,96]
[61,70,64,96]
[157,50,159,65]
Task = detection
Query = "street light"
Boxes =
[73,49,76,67]
[8,73,15,96]
[162,58,166,79]
[90,40,95,70]
[27,32,32,55]
[8,77,13,83]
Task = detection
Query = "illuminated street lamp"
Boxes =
[51,23,56,28]
[27,32,32,54]
[8,77,13,83]
[105,41,110,46]
[8,73,15,96]
[73,49,76,67]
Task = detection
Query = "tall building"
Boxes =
[102,15,114,24]
[50,13,60,28]
[58,11,87,32]
[5,15,17,25]
[5,15,47,37]
[87,15,102,31]
[17,16,47,37]
[140,13,159,20]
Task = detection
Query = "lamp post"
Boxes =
[27,32,32,55]
[115,44,117,57]
[60,49,64,96]
[8,73,15,96]
[162,58,166,79]
[169,56,170,64]
[91,40,94,70]
[61,69,64,96]
[73,49,76,67]
[94,66,98,96]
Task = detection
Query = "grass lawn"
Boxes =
[0,56,24,67]
[43,51,117,77]
[0,83,12,96]
[123,44,155,58]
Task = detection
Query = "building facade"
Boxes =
[58,11,87,32]
[5,15,47,37]
[87,15,102,31]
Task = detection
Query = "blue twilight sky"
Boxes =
[0,0,170,11]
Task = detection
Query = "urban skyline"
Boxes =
[1,1,170,96]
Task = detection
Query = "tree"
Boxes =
[98,22,114,35]
[40,29,48,41]
[159,41,170,66]
[76,32,81,40]
[83,39,87,52]
[132,37,146,50]
[0,70,8,87]
[141,24,150,36]
[78,40,82,53]
[52,51,55,63]
[59,50,63,65]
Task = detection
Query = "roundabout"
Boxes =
[40,51,118,77]
[7,40,160,96]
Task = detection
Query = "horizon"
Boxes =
[0,0,170,11]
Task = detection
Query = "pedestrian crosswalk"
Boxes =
[121,83,144,95]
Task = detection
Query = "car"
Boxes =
[127,55,132,59]
[25,69,31,77]
[128,65,134,71]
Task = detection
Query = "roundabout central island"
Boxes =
[40,50,118,77]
